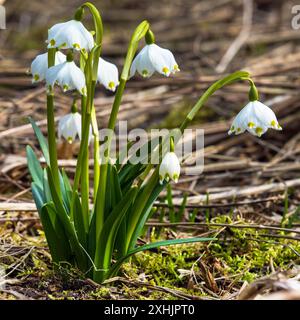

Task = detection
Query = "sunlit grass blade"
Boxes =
[108,237,216,278]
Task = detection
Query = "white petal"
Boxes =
[129,57,137,78]
[55,51,67,64]
[45,63,64,87]
[58,113,81,143]
[31,52,48,83]
[31,51,66,83]
[46,61,86,94]
[97,57,119,91]
[148,44,172,76]
[155,46,179,73]
[228,100,282,137]
[159,152,180,183]
[48,20,94,51]
[132,46,155,78]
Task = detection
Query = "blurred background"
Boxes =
[0,0,299,202]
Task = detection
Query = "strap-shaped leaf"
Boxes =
[46,167,87,270]
[108,237,216,279]
[28,117,50,165]
[60,170,72,213]
[112,166,127,258]
[41,203,72,264]
[72,191,87,249]
[93,187,138,283]
[43,168,52,203]
[127,182,165,251]
[31,182,45,214]
[103,163,112,220]
[26,146,43,188]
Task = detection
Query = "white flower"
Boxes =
[46,61,86,95]
[228,100,282,137]
[47,20,94,51]
[159,152,181,184]
[97,57,119,92]
[130,44,179,78]
[31,51,66,83]
[58,112,92,144]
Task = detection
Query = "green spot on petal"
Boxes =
[73,43,80,49]
[108,81,115,91]
[255,127,263,136]
[162,67,169,75]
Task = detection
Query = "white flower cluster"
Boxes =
[30,20,119,95]
[30,19,179,144]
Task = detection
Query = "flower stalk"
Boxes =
[46,48,61,197]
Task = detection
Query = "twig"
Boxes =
[215,0,253,73]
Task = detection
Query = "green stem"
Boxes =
[180,71,250,132]
[47,48,61,197]
[91,106,100,199]
[81,2,103,45]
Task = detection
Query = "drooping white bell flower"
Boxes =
[58,112,92,144]
[97,57,119,92]
[130,44,179,78]
[31,51,66,83]
[46,61,86,95]
[47,20,94,51]
[228,100,282,137]
[159,152,181,184]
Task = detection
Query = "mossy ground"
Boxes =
[1,213,299,300]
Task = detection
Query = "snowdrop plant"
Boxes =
[27,2,282,284]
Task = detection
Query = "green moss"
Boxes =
[1,213,300,299]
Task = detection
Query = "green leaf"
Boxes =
[108,237,216,279]
[104,163,112,220]
[28,117,50,165]
[60,170,72,212]
[87,208,97,274]
[26,146,43,188]
[46,167,87,270]
[41,203,72,263]
[72,191,87,249]
[43,169,52,203]
[127,182,165,251]
[112,166,127,258]
[93,187,138,283]
[31,182,45,214]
